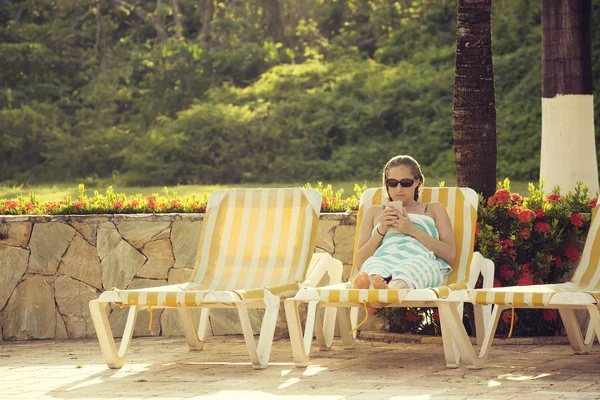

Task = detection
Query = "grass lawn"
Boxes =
[0,178,531,202]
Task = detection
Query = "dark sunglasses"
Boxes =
[385,178,416,188]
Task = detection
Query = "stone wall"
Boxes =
[0,213,358,341]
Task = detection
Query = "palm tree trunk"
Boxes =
[452,0,497,198]
[540,0,598,194]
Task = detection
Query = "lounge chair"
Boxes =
[89,188,326,369]
[439,207,600,368]
[285,186,495,368]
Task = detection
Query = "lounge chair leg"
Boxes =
[314,305,334,351]
[586,305,600,344]
[338,307,355,349]
[89,300,138,369]
[560,307,594,354]
[178,308,209,351]
[320,303,337,350]
[349,307,359,339]
[284,298,311,367]
[438,302,503,369]
[473,304,485,346]
[438,303,460,368]
[237,290,279,369]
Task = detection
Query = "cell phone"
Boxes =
[388,200,403,210]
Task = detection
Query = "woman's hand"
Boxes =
[378,205,400,234]
[393,207,416,235]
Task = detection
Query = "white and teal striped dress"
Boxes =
[360,213,451,289]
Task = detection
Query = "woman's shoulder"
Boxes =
[364,204,385,216]
[424,201,449,216]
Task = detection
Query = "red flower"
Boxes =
[487,197,496,207]
[545,193,561,203]
[542,309,557,323]
[499,264,515,280]
[146,196,157,210]
[501,310,518,325]
[518,209,536,223]
[131,200,140,208]
[570,213,584,228]
[554,255,562,265]
[73,201,85,210]
[517,271,534,286]
[475,222,481,235]
[535,208,546,218]
[519,229,531,240]
[510,193,523,204]
[170,200,182,209]
[508,206,521,217]
[369,307,376,316]
[405,309,420,323]
[24,203,36,211]
[534,222,552,233]
[521,263,532,273]
[565,247,580,262]
[590,198,598,208]
[501,239,514,249]
[493,278,502,287]
[432,309,440,323]
[495,189,511,204]
[321,201,328,210]
[113,200,124,209]
[191,204,198,211]
[5,200,19,209]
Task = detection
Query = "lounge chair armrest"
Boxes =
[469,251,495,290]
[303,253,343,288]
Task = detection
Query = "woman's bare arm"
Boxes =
[355,205,399,269]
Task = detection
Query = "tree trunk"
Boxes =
[540,0,598,194]
[199,0,214,44]
[172,0,184,39]
[452,0,497,199]
[95,2,109,70]
[263,0,286,44]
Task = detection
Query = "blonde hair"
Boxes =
[382,155,424,201]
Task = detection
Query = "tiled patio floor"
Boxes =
[1,336,599,399]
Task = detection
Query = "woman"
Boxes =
[352,155,456,290]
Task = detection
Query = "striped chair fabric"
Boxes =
[111,188,319,305]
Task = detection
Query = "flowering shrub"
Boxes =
[1,183,364,215]
[303,181,364,212]
[378,179,595,337]
[0,185,208,215]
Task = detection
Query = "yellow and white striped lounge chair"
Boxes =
[285,186,495,368]
[439,206,600,369]
[89,188,323,370]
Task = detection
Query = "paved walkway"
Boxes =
[1,336,599,400]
